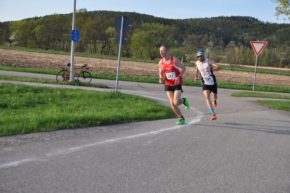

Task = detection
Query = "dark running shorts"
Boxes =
[202,84,217,94]
[164,85,183,92]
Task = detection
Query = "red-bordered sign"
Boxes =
[250,41,267,56]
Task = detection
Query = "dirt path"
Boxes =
[0,48,289,87]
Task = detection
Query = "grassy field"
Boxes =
[0,83,174,136]
[0,74,110,88]
[231,91,290,99]
[0,45,156,63]
[218,64,290,76]
[257,100,290,112]
[1,65,290,93]
[232,91,290,112]
[1,45,289,76]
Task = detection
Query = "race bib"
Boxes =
[203,75,214,85]
[165,72,176,80]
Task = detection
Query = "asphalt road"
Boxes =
[0,70,290,193]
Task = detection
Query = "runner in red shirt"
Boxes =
[158,45,190,125]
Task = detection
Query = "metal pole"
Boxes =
[252,56,258,91]
[115,16,124,94]
[70,0,77,82]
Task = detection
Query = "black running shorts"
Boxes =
[202,84,217,94]
[164,85,183,92]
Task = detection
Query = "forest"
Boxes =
[0,10,289,67]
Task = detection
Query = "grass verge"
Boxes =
[0,83,174,136]
[256,100,290,112]
[231,91,290,100]
[1,65,290,93]
[0,75,110,88]
[219,64,290,76]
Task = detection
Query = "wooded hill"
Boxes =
[0,10,289,67]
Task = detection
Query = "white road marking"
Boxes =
[0,91,203,169]
[0,158,38,169]
[45,111,203,157]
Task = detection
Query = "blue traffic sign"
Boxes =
[115,16,131,34]
[71,29,80,42]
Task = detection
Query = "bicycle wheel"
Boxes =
[56,70,70,82]
[77,71,92,83]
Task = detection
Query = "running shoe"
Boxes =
[176,117,186,125]
[213,100,217,108]
[211,114,217,120]
[183,97,190,110]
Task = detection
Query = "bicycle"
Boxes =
[56,63,93,83]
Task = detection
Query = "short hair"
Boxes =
[160,44,168,51]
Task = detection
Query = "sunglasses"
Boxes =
[197,55,204,58]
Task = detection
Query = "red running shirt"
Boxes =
[161,56,182,86]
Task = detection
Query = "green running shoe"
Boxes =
[176,117,186,125]
[183,97,190,110]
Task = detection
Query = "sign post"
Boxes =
[250,41,267,91]
[69,0,77,82]
[114,16,131,94]
[115,16,124,95]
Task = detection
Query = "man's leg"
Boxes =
[203,90,213,110]
[212,85,218,108]
[171,89,190,110]
[167,90,186,125]
[203,90,217,120]
[166,91,183,118]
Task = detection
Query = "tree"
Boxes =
[130,23,175,60]
[274,0,290,20]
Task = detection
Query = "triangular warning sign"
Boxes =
[250,41,267,56]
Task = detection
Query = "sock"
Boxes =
[180,116,185,120]
[210,108,215,115]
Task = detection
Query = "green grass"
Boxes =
[0,83,174,136]
[232,91,290,112]
[256,100,290,112]
[231,91,290,99]
[185,80,290,93]
[0,75,58,84]
[219,64,290,76]
[0,65,57,75]
[0,75,110,88]
[1,65,290,93]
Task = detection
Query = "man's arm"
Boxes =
[209,59,221,71]
[158,60,164,84]
[212,63,221,71]
[173,57,186,78]
[194,66,200,80]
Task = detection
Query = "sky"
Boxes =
[0,0,289,24]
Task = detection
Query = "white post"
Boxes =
[252,56,258,91]
[115,16,124,94]
[70,0,77,82]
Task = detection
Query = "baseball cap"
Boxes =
[196,50,205,56]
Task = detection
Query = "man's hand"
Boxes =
[174,76,181,85]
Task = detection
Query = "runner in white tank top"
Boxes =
[194,50,221,120]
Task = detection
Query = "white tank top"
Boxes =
[196,58,215,85]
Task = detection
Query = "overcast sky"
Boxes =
[0,0,289,23]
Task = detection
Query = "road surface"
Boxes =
[0,70,290,193]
